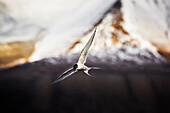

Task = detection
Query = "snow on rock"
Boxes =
[122,0,170,58]
[0,0,117,61]
[66,1,166,64]
[0,0,169,67]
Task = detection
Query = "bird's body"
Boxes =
[50,28,99,86]
[77,63,88,70]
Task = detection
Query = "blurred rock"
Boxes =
[0,57,170,113]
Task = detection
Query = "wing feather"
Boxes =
[50,68,75,86]
[78,28,97,64]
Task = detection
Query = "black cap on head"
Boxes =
[73,64,78,71]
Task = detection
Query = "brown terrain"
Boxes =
[0,57,170,113]
[0,41,35,68]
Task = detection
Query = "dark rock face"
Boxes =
[0,57,170,113]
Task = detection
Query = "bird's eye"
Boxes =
[73,64,78,70]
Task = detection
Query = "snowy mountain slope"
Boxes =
[66,2,165,64]
[122,0,170,58]
[0,0,170,68]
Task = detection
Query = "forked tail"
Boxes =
[84,67,101,77]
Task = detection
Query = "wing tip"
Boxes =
[92,27,97,38]
[47,80,58,87]
[94,27,97,33]
[47,77,62,87]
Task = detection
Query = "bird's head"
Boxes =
[73,64,78,71]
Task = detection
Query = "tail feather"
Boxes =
[90,67,101,70]
[84,69,93,77]
[83,66,101,77]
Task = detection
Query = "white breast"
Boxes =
[77,63,87,70]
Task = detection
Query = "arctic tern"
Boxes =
[50,28,99,86]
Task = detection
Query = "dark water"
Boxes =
[0,58,170,113]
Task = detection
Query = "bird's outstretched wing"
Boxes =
[78,28,97,65]
[49,68,75,86]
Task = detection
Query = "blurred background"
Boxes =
[0,0,170,113]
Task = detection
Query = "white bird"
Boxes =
[50,28,100,86]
